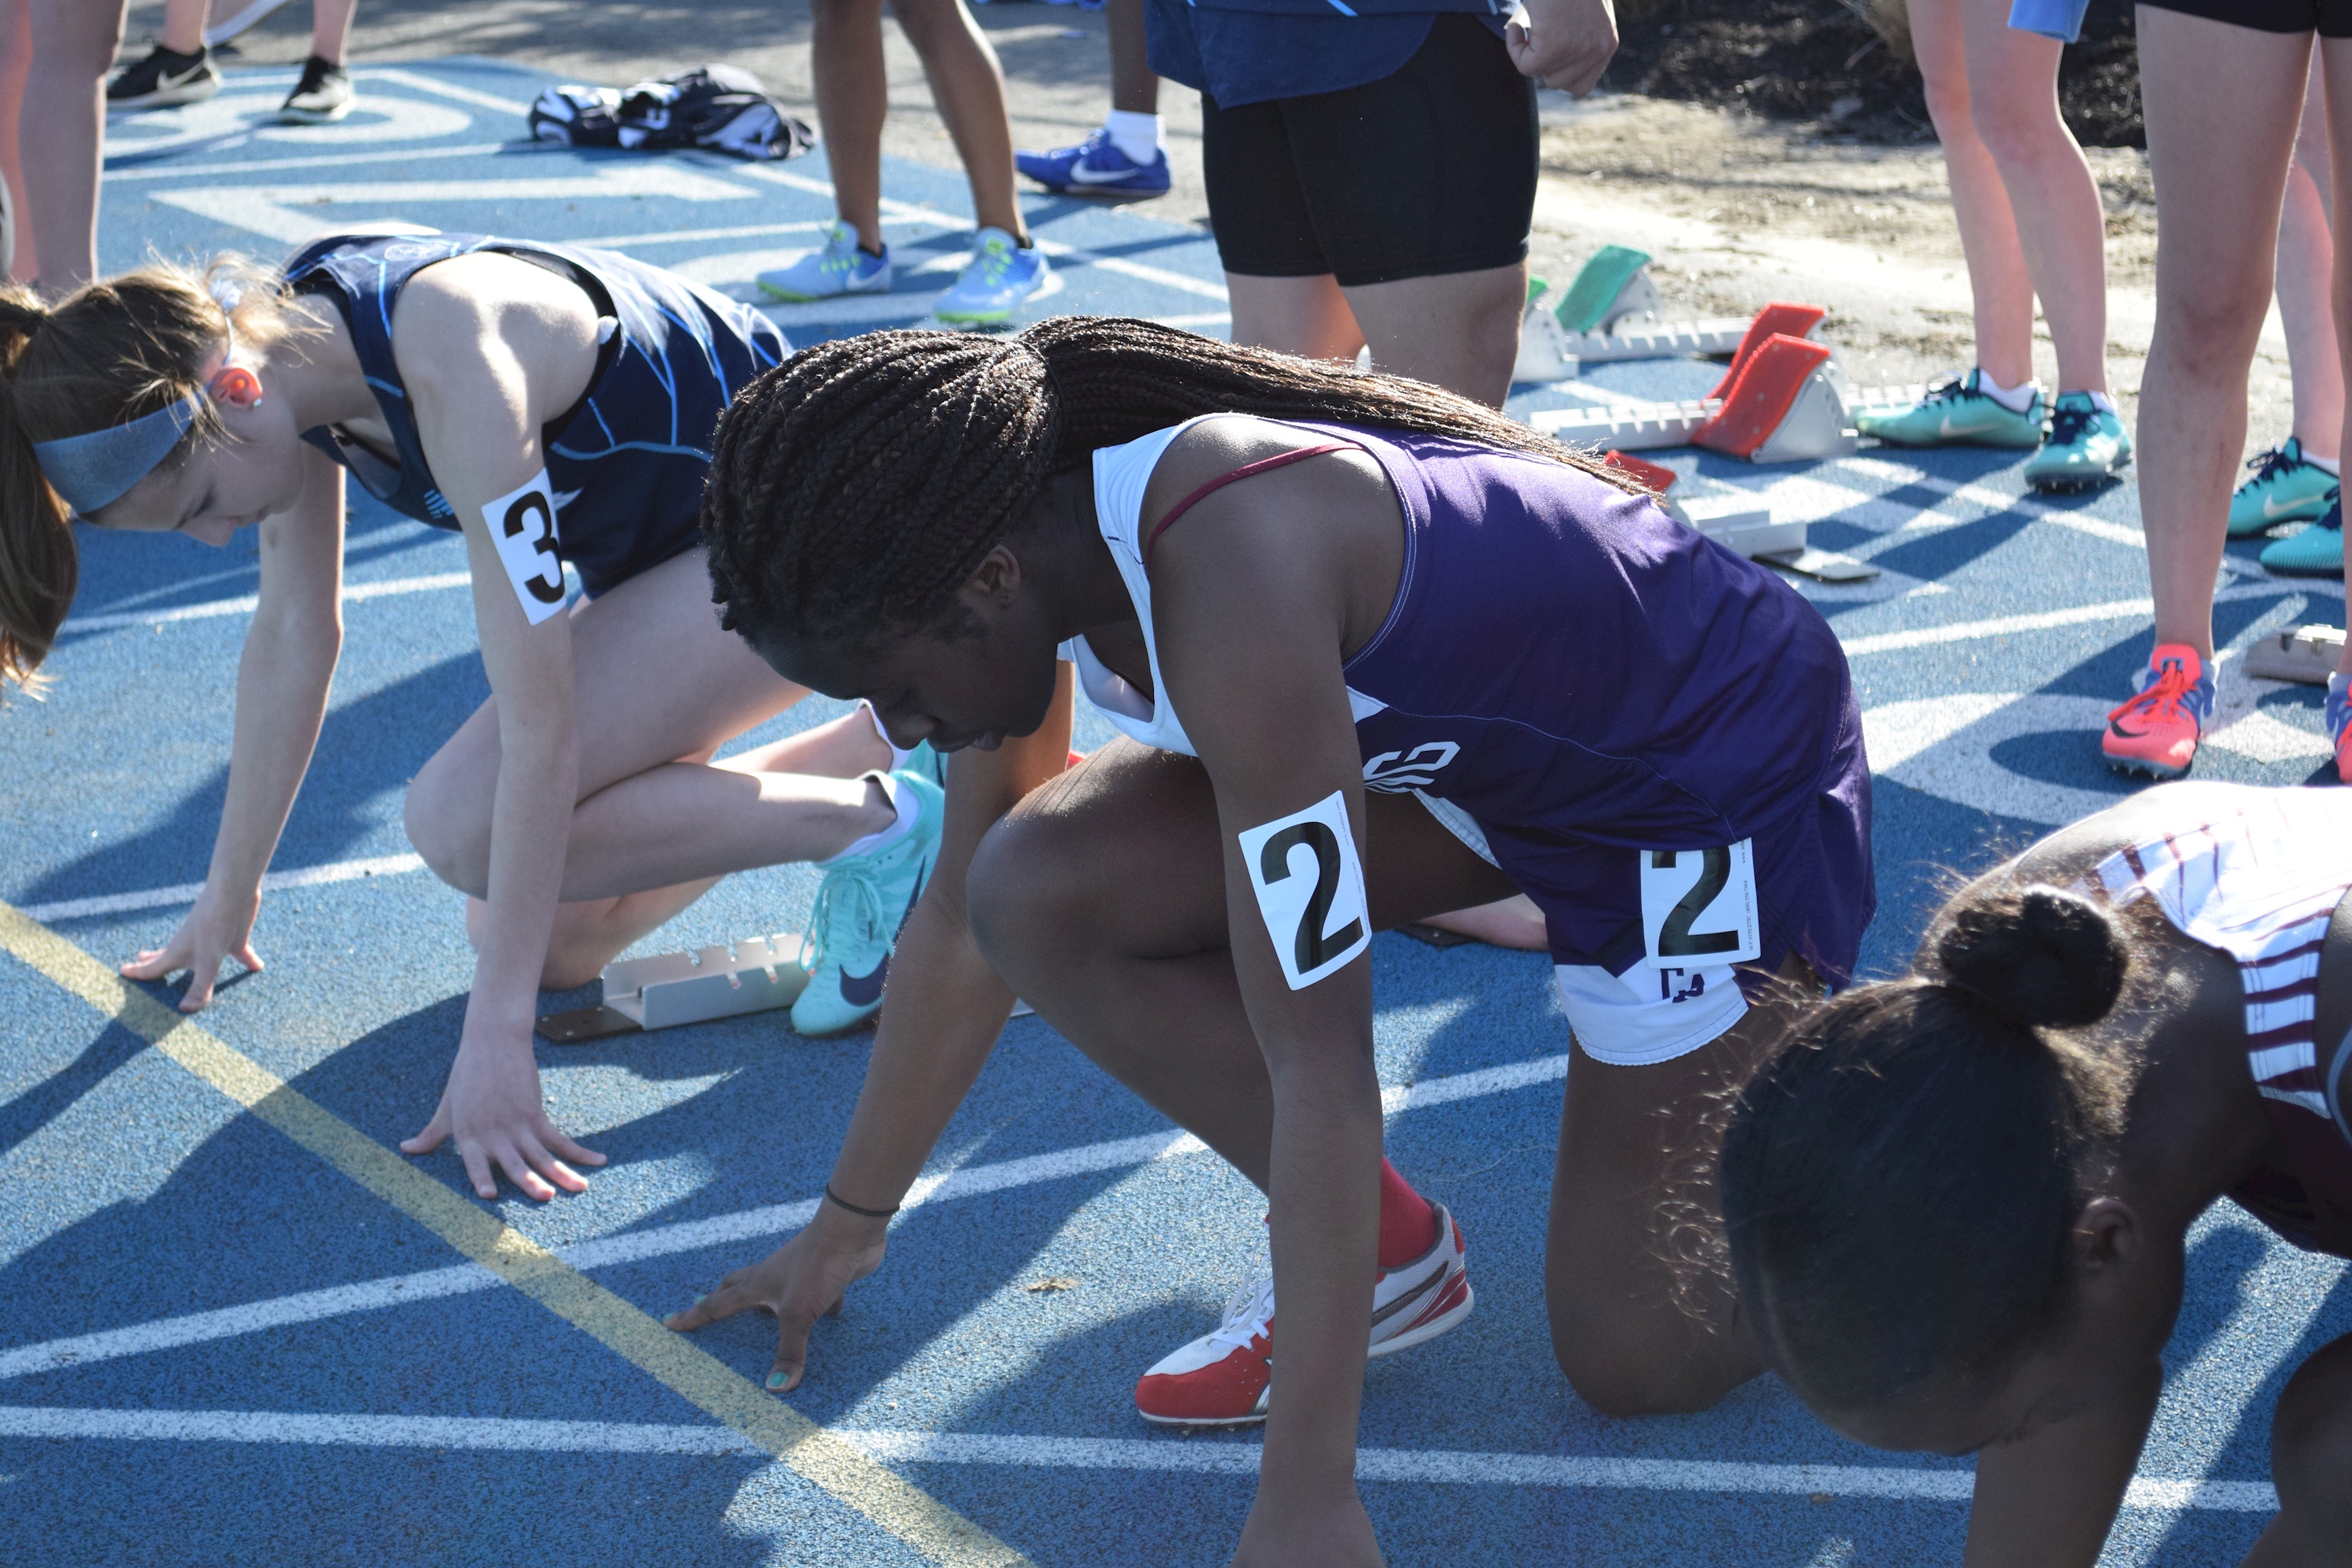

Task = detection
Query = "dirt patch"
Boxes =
[1605,0,2143,148]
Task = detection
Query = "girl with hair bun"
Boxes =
[668,316,1873,1566]
[1723,781,2352,1567]
[0,233,952,1202]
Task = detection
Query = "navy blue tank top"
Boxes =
[285,231,789,596]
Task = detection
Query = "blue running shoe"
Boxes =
[2024,392,2132,492]
[933,227,1050,325]
[1854,369,2043,449]
[2229,437,2339,537]
[1017,129,1171,198]
[757,221,893,302]
[790,769,947,1036]
[2259,490,2345,577]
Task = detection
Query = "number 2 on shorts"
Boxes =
[1238,790,1372,990]
[1638,839,1761,969]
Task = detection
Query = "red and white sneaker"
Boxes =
[1133,1203,1475,1428]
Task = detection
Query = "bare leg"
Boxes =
[2280,57,2341,460]
[0,0,34,283]
[1341,263,1529,410]
[2324,38,2352,678]
[889,0,1027,240]
[2138,13,2308,660]
[2239,1331,2352,1567]
[1543,952,1815,1416]
[407,549,898,981]
[308,0,356,64]
[1228,272,1365,364]
[968,739,1521,1185]
[1961,0,2109,394]
[811,0,890,253]
[159,0,203,54]
[21,0,124,293]
[1107,0,1156,115]
[1907,0,2035,385]
[1416,893,1547,949]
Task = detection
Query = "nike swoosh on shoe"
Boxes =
[837,858,930,1008]
[2266,492,2322,519]
[1937,413,2009,438]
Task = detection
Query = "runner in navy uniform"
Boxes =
[1723,782,2352,1568]
[0,234,939,1204]
[669,317,1873,1568]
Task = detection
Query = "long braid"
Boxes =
[701,316,1632,654]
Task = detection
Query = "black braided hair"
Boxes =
[699,315,1633,654]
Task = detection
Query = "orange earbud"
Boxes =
[208,364,264,407]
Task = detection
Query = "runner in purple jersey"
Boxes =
[669,317,1873,1568]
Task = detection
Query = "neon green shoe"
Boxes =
[2229,437,2339,537]
[1854,370,2044,449]
[2023,393,2132,492]
[2258,491,2345,577]
[789,768,948,1036]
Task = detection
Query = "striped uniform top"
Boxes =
[2093,786,2352,1256]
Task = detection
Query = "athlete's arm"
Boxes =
[390,259,606,1202]
[122,446,348,1010]
[1963,1359,2161,1568]
[1147,435,1393,1568]
[667,668,1076,1389]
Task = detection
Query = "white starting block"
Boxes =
[2243,624,2347,685]
[538,933,808,1043]
[1601,449,1879,583]
[1514,245,1762,382]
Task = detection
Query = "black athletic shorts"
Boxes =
[1200,14,1538,287]
[2139,0,2352,34]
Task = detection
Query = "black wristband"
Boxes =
[823,1184,899,1220]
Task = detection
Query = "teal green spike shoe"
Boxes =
[789,768,948,1037]
[2023,392,2132,492]
[1855,370,2044,449]
[2228,437,2340,537]
[2259,491,2345,577]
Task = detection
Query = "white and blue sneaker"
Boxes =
[933,227,1050,325]
[790,769,947,1036]
[757,221,893,302]
[1017,129,1171,198]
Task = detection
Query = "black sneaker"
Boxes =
[107,44,220,110]
[279,55,354,124]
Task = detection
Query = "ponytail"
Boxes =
[1720,884,2135,1411]
[0,254,300,695]
[699,315,1636,655]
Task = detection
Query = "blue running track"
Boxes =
[1,56,2345,1567]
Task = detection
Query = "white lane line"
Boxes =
[0,1054,1570,1381]
[104,141,516,181]
[1824,457,2147,550]
[1840,580,2319,658]
[0,1406,2276,1511]
[155,165,758,247]
[60,570,471,636]
[18,854,427,925]
[726,162,1230,302]
[359,66,532,117]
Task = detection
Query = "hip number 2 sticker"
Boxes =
[1638,840,1761,969]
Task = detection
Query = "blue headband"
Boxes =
[30,395,203,517]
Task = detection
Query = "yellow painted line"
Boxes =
[0,901,1031,1568]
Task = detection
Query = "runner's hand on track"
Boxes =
[665,1207,890,1392]
[120,884,265,1012]
[1233,1490,1383,1567]
[400,1035,603,1200]
[1506,0,1618,95]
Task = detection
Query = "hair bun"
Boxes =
[1935,886,2125,1031]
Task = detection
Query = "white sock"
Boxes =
[861,700,914,774]
[1975,371,2038,414]
[1104,110,1162,165]
[2060,390,2118,417]
[816,772,920,867]
[2308,451,2342,477]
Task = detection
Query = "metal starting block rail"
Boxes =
[1534,382,1921,462]
[2243,624,2347,685]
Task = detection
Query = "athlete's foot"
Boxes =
[2024,393,2131,493]
[2328,673,2350,786]
[1854,369,2043,450]
[757,221,893,302]
[2259,491,2345,577]
[107,44,221,109]
[2102,643,2214,779]
[2228,438,2339,537]
[789,769,947,1036]
[1015,129,1171,198]
[1133,1203,1475,1428]
[932,228,1050,326]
